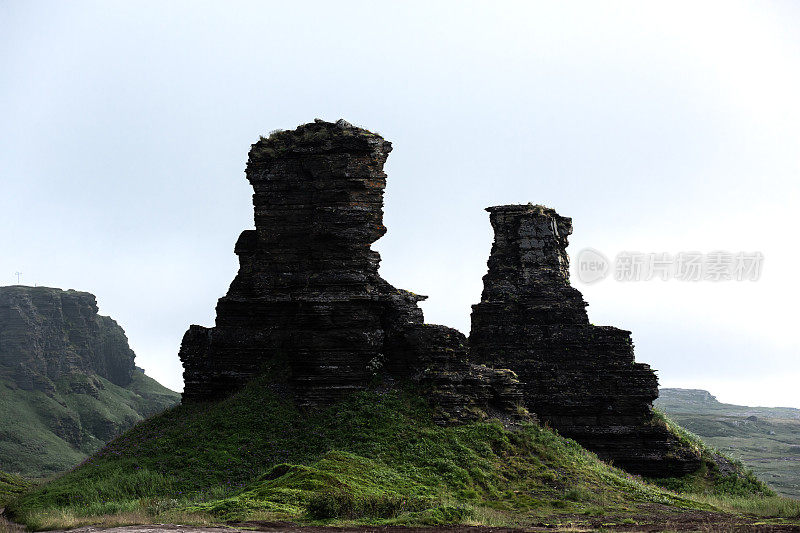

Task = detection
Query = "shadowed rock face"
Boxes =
[0,286,135,389]
[469,204,701,477]
[179,119,524,424]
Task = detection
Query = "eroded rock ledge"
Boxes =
[179,119,524,424]
[469,204,702,477]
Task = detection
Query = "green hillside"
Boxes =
[0,371,179,478]
[656,388,800,499]
[9,376,796,531]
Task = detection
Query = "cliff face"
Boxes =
[0,286,135,391]
[179,119,524,424]
[0,286,180,477]
[469,205,701,477]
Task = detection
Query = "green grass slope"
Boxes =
[656,388,800,499]
[0,371,179,478]
[11,376,790,530]
[0,471,31,508]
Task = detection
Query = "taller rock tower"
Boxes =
[469,204,701,476]
[181,119,403,403]
[179,120,523,423]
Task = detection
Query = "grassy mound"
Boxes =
[9,377,796,529]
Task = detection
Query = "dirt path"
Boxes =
[3,506,798,533]
[29,516,800,533]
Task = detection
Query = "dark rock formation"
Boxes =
[180,119,524,424]
[469,204,701,477]
[0,286,135,390]
[0,285,180,477]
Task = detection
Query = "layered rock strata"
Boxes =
[179,119,524,424]
[469,205,701,476]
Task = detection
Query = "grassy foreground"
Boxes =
[6,377,799,530]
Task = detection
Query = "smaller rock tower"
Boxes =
[469,204,701,476]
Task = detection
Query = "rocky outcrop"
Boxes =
[179,119,524,424]
[0,285,180,477]
[0,286,135,390]
[469,204,701,477]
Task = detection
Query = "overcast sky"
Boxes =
[2,1,798,407]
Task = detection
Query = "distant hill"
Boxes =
[656,388,800,499]
[0,286,180,477]
[656,388,800,420]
